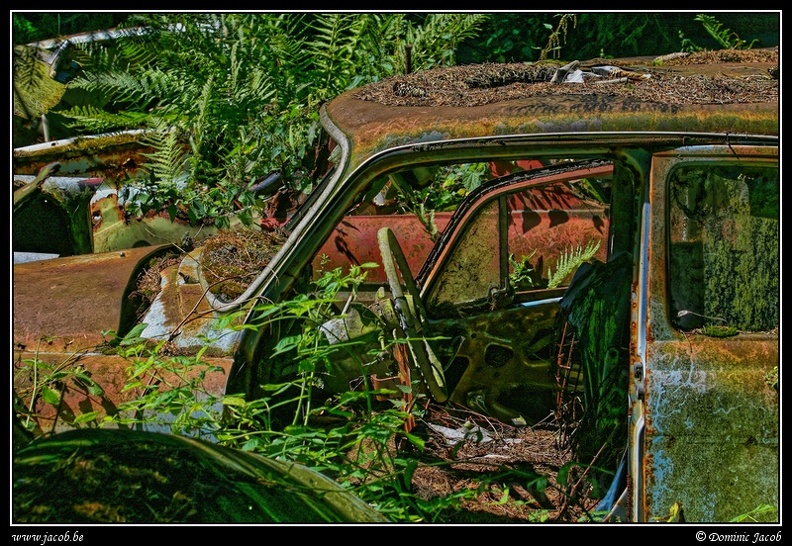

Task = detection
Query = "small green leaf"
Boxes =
[120,323,149,346]
[41,386,61,405]
[73,411,100,424]
[273,335,301,355]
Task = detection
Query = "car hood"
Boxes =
[13,245,238,434]
[13,245,166,351]
[13,428,387,523]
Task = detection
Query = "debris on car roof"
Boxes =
[354,48,778,108]
[656,47,778,65]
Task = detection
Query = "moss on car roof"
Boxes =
[353,48,778,109]
[322,48,778,169]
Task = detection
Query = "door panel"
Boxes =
[640,147,779,522]
[433,301,561,425]
[422,161,615,426]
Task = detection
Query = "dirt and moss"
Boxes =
[132,251,183,307]
[199,229,286,302]
[355,48,778,108]
[407,403,604,523]
[133,228,287,309]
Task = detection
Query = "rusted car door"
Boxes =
[631,145,779,522]
[396,159,617,426]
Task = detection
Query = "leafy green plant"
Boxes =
[14,254,617,522]
[547,240,601,289]
[572,13,662,60]
[434,162,491,200]
[509,240,601,292]
[537,14,577,61]
[679,14,759,52]
[764,366,778,391]
[555,460,611,521]
[509,251,538,290]
[53,13,487,229]
[729,504,777,522]
[694,14,758,50]
[702,324,738,338]
[652,501,686,522]
[14,338,107,434]
[88,260,560,521]
[462,13,688,64]
[90,325,228,440]
[81,264,416,519]
[394,162,491,241]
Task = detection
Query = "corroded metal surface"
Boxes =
[13,245,171,351]
[443,302,562,425]
[12,162,62,213]
[13,133,223,257]
[643,338,779,522]
[313,213,452,284]
[324,53,778,174]
[13,130,156,178]
[325,92,778,173]
[12,245,237,435]
[12,243,238,435]
[12,51,779,523]
[90,190,220,253]
[635,145,780,522]
[137,250,244,354]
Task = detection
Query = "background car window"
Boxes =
[669,164,779,332]
[313,160,545,287]
[426,173,612,316]
[507,177,611,292]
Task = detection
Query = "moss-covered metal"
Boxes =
[643,339,779,522]
[641,147,779,522]
[325,93,779,177]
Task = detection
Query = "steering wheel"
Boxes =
[377,227,447,402]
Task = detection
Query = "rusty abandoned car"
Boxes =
[13,49,779,522]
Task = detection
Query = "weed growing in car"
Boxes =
[65,265,438,519]
[14,338,107,434]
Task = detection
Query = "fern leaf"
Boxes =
[547,240,602,289]
[139,127,191,186]
[58,104,149,132]
[406,14,489,70]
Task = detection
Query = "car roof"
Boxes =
[322,48,779,170]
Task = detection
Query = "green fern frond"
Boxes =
[139,127,191,186]
[188,73,215,157]
[307,13,370,94]
[68,68,178,111]
[56,13,490,224]
[114,38,159,69]
[59,104,149,132]
[259,14,313,76]
[547,240,602,289]
[694,14,758,50]
[406,14,489,70]
[509,251,538,290]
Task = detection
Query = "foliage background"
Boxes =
[12,12,780,56]
[12,11,779,234]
